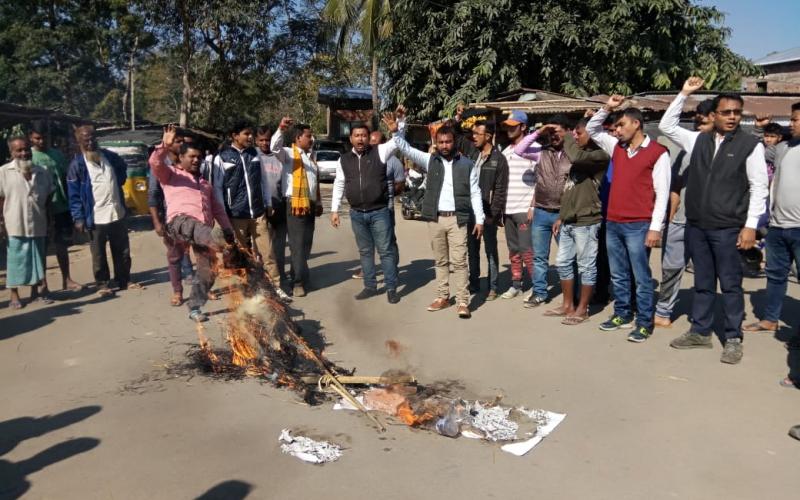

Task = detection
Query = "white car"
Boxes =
[316,150,341,182]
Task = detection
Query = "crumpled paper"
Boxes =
[279,429,343,464]
[469,403,519,441]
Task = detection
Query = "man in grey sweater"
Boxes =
[743,102,800,346]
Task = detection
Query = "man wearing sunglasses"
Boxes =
[659,77,769,364]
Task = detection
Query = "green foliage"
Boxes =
[383,0,760,121]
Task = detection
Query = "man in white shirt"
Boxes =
[0,137,54,308]
[66,125,133,297]
[384,107,484,318]
[270,118,323,298]
[587,95,671,343]
[659,78,769,364]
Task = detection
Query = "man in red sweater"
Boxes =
[586,95,671,342]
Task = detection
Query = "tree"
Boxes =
[382,0,759,121]
[323,0,392,127]
[0,0,123,117]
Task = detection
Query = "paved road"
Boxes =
[1,186,798,499]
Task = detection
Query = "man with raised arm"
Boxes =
[384,107,485,318]
[659,77,769,364]
[586,95,671,343]
[330,123,401,304]
[149,125,235,323]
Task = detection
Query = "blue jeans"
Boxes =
[555,223,600,285]
[686,225,743,340]
[531,208,560,299]
[350,207,397,290]
[605,221,654,329]
[764,227,800,323]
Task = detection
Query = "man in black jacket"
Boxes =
[385,107,485,319]
[467,120,508,300]
[659,77,769,364]
[330,123,401,304]
[212,121,266,255]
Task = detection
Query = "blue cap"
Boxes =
[502,110,528,126]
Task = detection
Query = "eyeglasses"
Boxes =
[716,109,743,117]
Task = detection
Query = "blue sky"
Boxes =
[700,0,800,60]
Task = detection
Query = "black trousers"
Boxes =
[286,208,316,287]
[89,219,130,287]
[166,215,219,311]
[268,200,289,281]
[687,224,744,340]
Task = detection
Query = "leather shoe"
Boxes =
[387,290,400,304]
[427,297,450,311]
[457,303,471,319]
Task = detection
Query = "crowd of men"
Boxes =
[1,78,799,374]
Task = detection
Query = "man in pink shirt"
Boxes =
[150,125,235,322]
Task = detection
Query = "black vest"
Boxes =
[340,147,388,212]
[218,145,265,219]
[421,154,474,226]
[685,128,759,229]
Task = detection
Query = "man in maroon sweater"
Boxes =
[586,95,671,343]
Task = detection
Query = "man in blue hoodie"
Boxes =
[67,125,131,297]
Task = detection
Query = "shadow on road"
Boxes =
[0,293,115,342]
[309,258,360,291]
[195,480,252,500]
[398,259,434,298]
[0,406,101,499]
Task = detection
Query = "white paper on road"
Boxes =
[279,429,343,464]
[501,411,566,456]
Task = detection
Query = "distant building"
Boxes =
[744,47,800,93]
[317,87,375,145]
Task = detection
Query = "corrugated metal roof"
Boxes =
[754,47,800,66]
[318,87,373,100]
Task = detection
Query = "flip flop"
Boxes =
[742,322,777,334]
[779,377,800,389]
[65,283,84,292]
[35,295,54,305]
[127,282,145,290]
[8,300,23,310]
[97,288,114,298]
[562,315,589,326]
[544,309,568,317]
[170,295,183,307]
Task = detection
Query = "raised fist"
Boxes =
[279,116,293,130]
[606,94,625,110]
[682,77,705,96]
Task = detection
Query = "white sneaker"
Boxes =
[275,286,293,303]
[501,287,520,299]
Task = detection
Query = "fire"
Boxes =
[396,401,434,427]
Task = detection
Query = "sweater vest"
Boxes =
[421,154,474,226]
[607,139,666,224]
[340,147,388,212]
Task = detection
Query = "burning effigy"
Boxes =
[190,245,565,457]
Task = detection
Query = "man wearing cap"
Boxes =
[500,110,540,300]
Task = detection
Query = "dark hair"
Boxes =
[473,120,495,136]
[229,120,253,136]
[763,123,783,135]
[575,117,590,129]
[435,126,456,139]
[256,125,273,136]
[291,124,312,142]
[350,123,370,136]
[792,101,800,113]
[696,99,714,117]
[619,108,644,129]
[603,112,619,127]
[549,114,572,129]
[712,93,744,111]
[180,142,202,155]
[28,127,45,137]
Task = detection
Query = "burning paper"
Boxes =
[468,403,519,442]
[279,429,343,464]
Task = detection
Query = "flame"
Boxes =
[396,402,434,426]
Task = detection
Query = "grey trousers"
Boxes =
[656,222,688,319]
